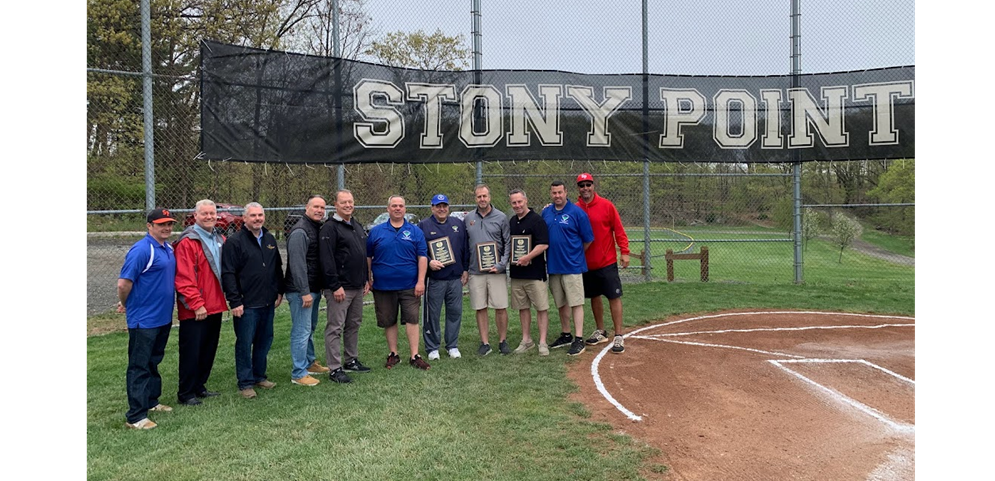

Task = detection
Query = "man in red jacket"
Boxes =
[174,199,229,405]
[575,173,631,354]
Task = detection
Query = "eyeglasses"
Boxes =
[578,182,593,188]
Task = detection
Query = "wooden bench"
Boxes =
[665,246,709,282]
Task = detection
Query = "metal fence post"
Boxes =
[642,0,652,281]
[791,0,803,284]
[141,0,154,210]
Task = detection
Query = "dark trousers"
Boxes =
[126,323,171,424]
[233,306,275,390]
[177,313,222,402]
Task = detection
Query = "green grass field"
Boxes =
[87,225,913,480]
[630,226,913,286]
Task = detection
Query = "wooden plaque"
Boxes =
[511,235,532,264]
[428,237,456,266]
[476,241,498,271]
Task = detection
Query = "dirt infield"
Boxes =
[568,310,915,481]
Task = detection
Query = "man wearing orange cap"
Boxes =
[117,208,178,429]
[575,173,630,354]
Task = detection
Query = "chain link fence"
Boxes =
[87,0,914,316]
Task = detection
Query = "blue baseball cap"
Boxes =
[431,194,450,206]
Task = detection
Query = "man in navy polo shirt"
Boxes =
[367,195,431,370]
[117,208,178,430]
[541,181,594,356]
[417,193,469,361]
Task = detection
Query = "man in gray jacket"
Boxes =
[465,184,511,355]
[284,195,330,386]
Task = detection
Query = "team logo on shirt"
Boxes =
[401,230,413,240]
[558,214,571,224]
[452,225,459,233]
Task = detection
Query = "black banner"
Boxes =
[200,40,914,164]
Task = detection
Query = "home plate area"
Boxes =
[569,310,915,481]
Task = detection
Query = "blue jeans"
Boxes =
[423,278,463,352]
[287,291,321,379]
[126,323,171,424]
[233,306,275,390]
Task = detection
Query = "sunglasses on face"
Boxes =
[578,182,593,187]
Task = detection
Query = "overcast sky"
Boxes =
[362,0,914,75]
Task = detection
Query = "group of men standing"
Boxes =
[115,173,629,430]
[421,174,630,360]
[118,201,285,429]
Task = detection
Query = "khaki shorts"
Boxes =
[510,278,550,311]
[468,273,509,310]
[549,274,585,308]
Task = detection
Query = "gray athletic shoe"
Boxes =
[611,335,625,354]
[585,329,609,345]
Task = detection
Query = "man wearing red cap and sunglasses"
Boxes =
[575,173,630,354]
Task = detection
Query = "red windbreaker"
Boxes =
[174,228,228,321]
[576,193,630,270]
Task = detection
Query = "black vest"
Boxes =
[285,216,323,292]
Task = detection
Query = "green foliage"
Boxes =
[829,212,863,263]
[801,207,824,249]
[87,213,148,233]
[366,29,470,70]
[771,196,794,232]
[87,173,146,210]
[867,159,914,236]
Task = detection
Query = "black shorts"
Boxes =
[582,263,623,299]
[373,289,420,328]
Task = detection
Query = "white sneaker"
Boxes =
[427,350,440,361]
[447,348,462,359]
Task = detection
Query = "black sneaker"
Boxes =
[549,332,573,349]
[477,343,492,356]
[343,359,372,373]
[567,337,586,356]
[329,368,353,383]
[499,340,511,355]
[385,352,401,369]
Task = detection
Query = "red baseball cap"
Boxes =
[576,173,594,184]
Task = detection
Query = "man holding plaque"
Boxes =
[576,173,631,354]
[465,184,512,356]
[508,189,551,356]
[541,181,594,356]
[418,193,470,361]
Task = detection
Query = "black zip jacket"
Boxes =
[221,225,285,309]
[318,213,369,291]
